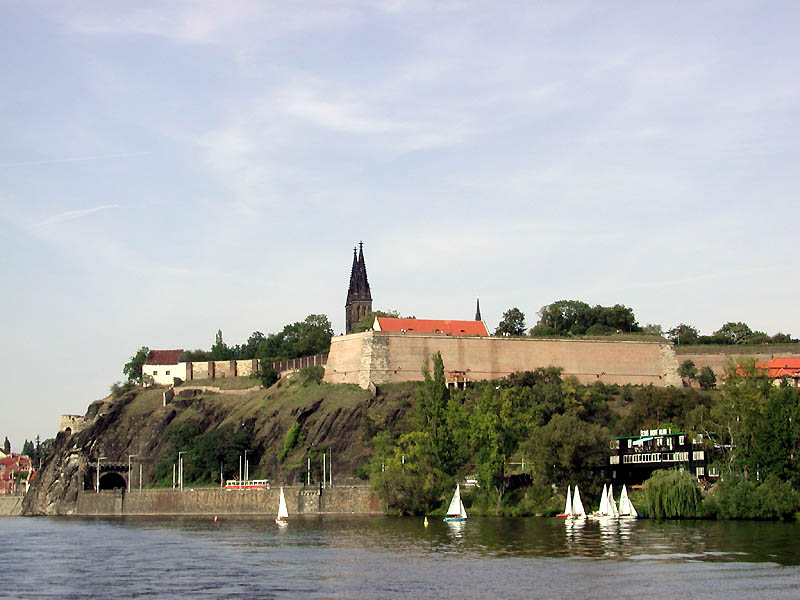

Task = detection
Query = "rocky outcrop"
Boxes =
[23,381,414,516]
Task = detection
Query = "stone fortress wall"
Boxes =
[324,331,681,389]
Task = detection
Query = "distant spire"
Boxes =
[346,242,372,304]
[475,297,482,322]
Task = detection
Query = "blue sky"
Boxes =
[2,1,799,450]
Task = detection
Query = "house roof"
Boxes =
[146,349,185,365]
[374,317,489,336]
[763,357,800,378]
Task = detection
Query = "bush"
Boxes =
[255,364,279,388]
[298,366,325,386]
[642,469,703,519]
[703,475,800,520]
[278,423,301,462]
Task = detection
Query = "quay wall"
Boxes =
[325,331,681,388]
[75,486,381,516]
[0,495,23,516]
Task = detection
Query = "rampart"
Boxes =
[324,331,681,388]
[59,414,92,434]
[0,495,23,516]
[75,485,380,516]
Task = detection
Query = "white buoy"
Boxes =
[424,516,429,527]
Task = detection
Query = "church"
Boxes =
[326,244,681,390]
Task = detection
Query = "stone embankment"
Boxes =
[75,485,381,516]
[0,495,23,516]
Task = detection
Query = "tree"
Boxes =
[3,437,10,454]
[697,366,717,390]
[22,439,34,457]
[123,347,150,384]
[210,329,232,360]
[642,323,664,336]
[355,309,400,332]
[713,321,753,345]
[416,352,455,472]
[678,359,698,382]
[525,413,609,495]
[771,332,794,344]
[495,307,526,336]
[536,300,592,335]
[666,324,699,345]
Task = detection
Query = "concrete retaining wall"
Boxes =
[74,486,381,516]
[325,331,681,388]
[0,495,23,516]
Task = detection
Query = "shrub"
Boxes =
[642,469,703,519]
[255,364,279,388]
[298,366,325,385]
[703,475,800,520]
[278,422,301,462]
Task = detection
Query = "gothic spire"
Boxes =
[475,297,482,322]
[346,242,372,304]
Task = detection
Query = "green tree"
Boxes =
[355,309,400,332]
[771,332,794,343]
[123,346,150,384]
[666,323,699,345]
[697,366,717,390]
[713,321,753,345]
[416,352,458,473]
[679,359,698,382]
[495,307,526,336]
[210,329,231,360]
[3,437,10,454]
[642,469,702,519]
[536,300,592,335]
[525,413,609,495]
[22,439,34,457]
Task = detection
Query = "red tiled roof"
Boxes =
[375,317,489,336]
[763,357,800,378]
[146,349,184,365]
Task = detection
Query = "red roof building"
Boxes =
[145,349,185,365]
[760,357,800,384]
[0,454,34,495]
[374,317,489,337]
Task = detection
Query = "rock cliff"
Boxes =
[23,378,414,515]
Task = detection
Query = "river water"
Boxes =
[3,516,800,599]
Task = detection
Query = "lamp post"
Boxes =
[178,451,187,491]
[128,455,138,493]
[96,457,106,492]
[244,450,249,484]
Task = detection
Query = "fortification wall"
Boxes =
[325,332,681,388]
[0,495,23,516]
[73,486,381,516]
[676,351,800,381]
[59,414,92,434]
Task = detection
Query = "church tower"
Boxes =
[345,242,373,334]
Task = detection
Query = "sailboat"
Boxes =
[618,485,639,519]
[608,485,619,518]
[591,484,609,518]
[443,484,468,522]
[572,485,586,518]
[275,486,289,525]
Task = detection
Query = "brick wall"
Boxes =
[325,331,681,388]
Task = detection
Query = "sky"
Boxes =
[1,1,799,450]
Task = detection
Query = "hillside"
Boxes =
[23,374,417,515]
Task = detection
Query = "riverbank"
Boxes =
[0,495,23,516]
[72,485,381,517]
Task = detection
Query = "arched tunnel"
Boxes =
[98,472,127,490]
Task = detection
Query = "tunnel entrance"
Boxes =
[98,472,126,490]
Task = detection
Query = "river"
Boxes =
[3,516,800,599]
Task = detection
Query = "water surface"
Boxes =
[3,516,800,598]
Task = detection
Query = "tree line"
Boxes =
[494,300,796,345]
[367,353,800,520]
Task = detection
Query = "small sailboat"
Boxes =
[556,485,573,518]
[275,486,289,525]
[608,485,619,518]
[443,484,468,522]
[591,484,613,519]
[618,485,639,519]
[572,485,586,518]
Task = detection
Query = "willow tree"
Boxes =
[642,469,703,519]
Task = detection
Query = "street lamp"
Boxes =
[96,457,106,492]
[128,454,138,493]
[244,450,249,483]
[178,451,187,491]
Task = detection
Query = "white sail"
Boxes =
[277,487,288,521]
[563,486,573,515]
[459,498,468,519]
[619,485,638,517]
[598,484,609,515]
[608,485,619,518]
[572,485,586,516]
[446,484,462,516]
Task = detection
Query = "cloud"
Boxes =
[35,204,121,228]
[0,152,149,169]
